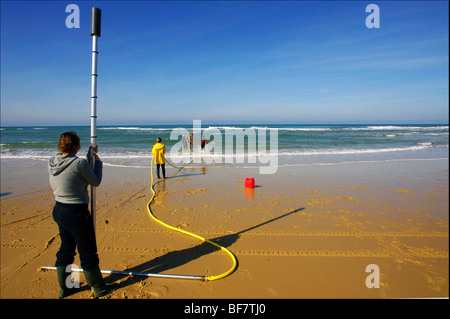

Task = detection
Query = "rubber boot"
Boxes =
[56,266,77,299]
[83,266,116,298]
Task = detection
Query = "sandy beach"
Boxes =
[1,158,448,299]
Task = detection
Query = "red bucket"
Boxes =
[245,177,255,188]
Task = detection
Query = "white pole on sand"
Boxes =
[40,266,205,281]
[90,7,101,233]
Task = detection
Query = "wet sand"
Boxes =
[1,158,448,298]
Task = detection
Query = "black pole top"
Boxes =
[91,7,101,37]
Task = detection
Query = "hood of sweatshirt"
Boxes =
[48,154,78,176]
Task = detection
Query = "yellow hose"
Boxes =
[165,158,191,171]
[146,157,237,281]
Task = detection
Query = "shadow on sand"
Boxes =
[104,206,305,287]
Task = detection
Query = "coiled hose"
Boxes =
[146,157,237,281]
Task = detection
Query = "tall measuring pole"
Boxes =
[90,7,101,232]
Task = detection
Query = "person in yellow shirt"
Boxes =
[152,137,166,178]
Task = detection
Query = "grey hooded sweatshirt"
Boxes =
[48,153,102,204]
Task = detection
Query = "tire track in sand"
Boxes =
[97,245,448,258]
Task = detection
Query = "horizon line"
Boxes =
[1,122,449,128]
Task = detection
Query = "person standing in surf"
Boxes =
[152,137,166,179]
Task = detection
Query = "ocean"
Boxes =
[1,124,448,169]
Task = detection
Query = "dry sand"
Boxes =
[1,158,448,299]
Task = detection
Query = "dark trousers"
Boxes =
[52,202,100,271]
[156,163,166,178]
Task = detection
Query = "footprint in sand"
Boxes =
[149,284,169,298]
[393,189,412,194]
[266,287,278,296]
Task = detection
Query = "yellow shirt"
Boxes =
[152,143,166,164]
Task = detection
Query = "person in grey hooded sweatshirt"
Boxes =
[48,131,116,298]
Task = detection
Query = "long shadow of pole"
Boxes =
[105,207,305,287]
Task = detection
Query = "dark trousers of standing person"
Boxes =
[52,202,100,270]
[156,163,166,178]
[52,201,112,298]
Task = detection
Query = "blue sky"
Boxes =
[1,1,448,126]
